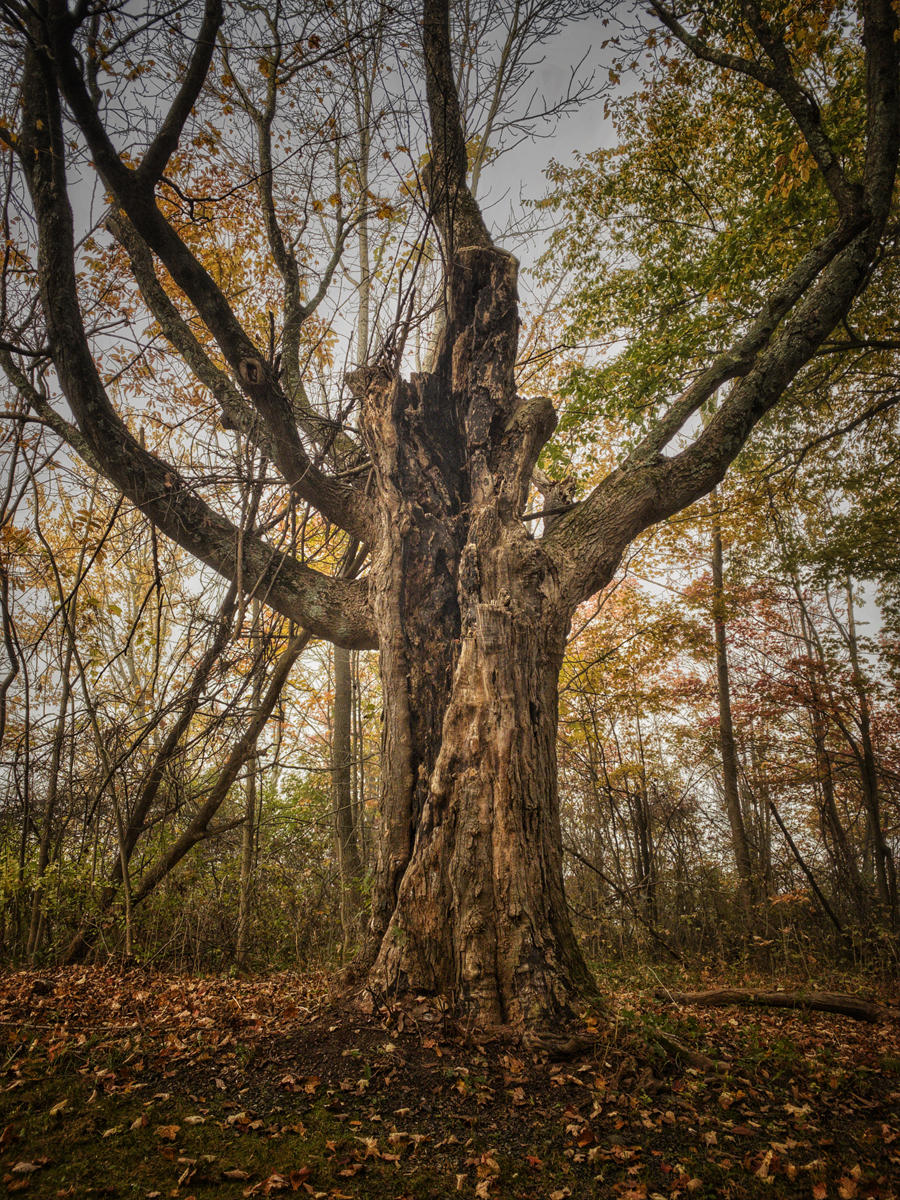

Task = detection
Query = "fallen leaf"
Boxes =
[756,1149,774,1179]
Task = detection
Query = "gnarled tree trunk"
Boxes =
[357,246,594,1024]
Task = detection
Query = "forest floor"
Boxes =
[1,965,898,1200]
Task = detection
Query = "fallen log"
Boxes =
[655,987,900,1023]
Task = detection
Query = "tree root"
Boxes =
[647,1028,730,1074]
[522,1029,605,1058]
[655,987,900,1023]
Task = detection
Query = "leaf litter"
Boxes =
[0,967,898,1198]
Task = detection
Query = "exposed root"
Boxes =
[647,1028,730,1074]
[522,1029,605,1059]
[656,987,900,1023]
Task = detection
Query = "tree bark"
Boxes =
[354,239,597,1025]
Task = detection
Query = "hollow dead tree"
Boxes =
[5,0,898,1024]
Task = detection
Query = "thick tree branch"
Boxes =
[0,348,103,474]
[549,0,899,608]
[625,215,868,467]
[18,39,375,649]
[649,1,774,87]
[861,0,900,213]
[742,0,861,213]
[137,0,223,185]
[106,212,272,445]
[41,0,372,542]
[422,0,492,251]
[651,1,860,214]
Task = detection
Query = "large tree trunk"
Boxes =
[371,556,591,1024]
[359,246,594,1025]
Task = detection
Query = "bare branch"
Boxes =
[17,39,375,648]
[423,0,493,251]
[41,1,373,541]
[137,0,224,185]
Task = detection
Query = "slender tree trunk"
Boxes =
[845,578,896,922]
[235,758,257,969]
[633,707,657,926]
[0,564,19,758]
[329,88,371,953]
[236,607,263,969]
[234,614,262,969]
[26,607,76,960]
[711,494,757,924]
[748,738,773,901]
[795,598,868,917]
[350,650,367,869]
[333,643,362,957]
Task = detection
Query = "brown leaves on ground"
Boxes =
[0,967,898,1199]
